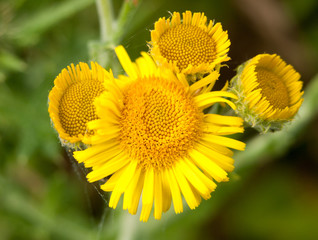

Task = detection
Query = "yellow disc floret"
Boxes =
[255,67,289,110]
[74,45,245,222]
[230,53,304,133]
[59,80,104,137]
[48,62,111,146]
[158,25,216,71]
[119,77,203,170]
[150,11,231,76]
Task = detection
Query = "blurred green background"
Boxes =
[1,0,318,239]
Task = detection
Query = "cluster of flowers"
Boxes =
[48,11,303,222]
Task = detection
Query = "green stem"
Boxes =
[90,0,140,69]
[113,0,141,43]
[96,0,114,42]
[90,0,115,68]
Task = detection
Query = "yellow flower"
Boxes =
[48,62,112,146]
[230,54,304,132]
[74,46,245,222]
[149,11,230,79]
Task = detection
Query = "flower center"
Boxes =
[158,24,216,71]
[119,78,203,170]
[58,80,104,137]
[256,67,289,110]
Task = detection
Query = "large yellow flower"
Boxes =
[74,46,245,222]
[48,62,112,146]
[230,54,304,132]
[149,11,230,78]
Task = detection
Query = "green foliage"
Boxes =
[0,0,97,236]
[9,0,95,47]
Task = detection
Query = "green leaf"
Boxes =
[0,49,27,73]
[10,0,95,46]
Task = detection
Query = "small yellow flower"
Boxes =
[149,11,230,79]
[48,62,112,146]
[230,54,304,132]
[74,46,245,222]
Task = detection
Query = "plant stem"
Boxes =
[96,0,114,42]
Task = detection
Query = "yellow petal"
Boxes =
[201,134,246,151]
[165,168,183,214]
[189,149,228,182]
[140,168,154,222]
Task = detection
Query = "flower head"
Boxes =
[230,54,304,132]
[48,62,112,146]
[74,46,245,222]
[149,11,230,79]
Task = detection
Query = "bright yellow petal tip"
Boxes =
[73,46,245,222]
[149,11,231,79]
[48,62,113,147]
[230,53,304,133]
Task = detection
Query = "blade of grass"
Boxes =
[10,0,95,46]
